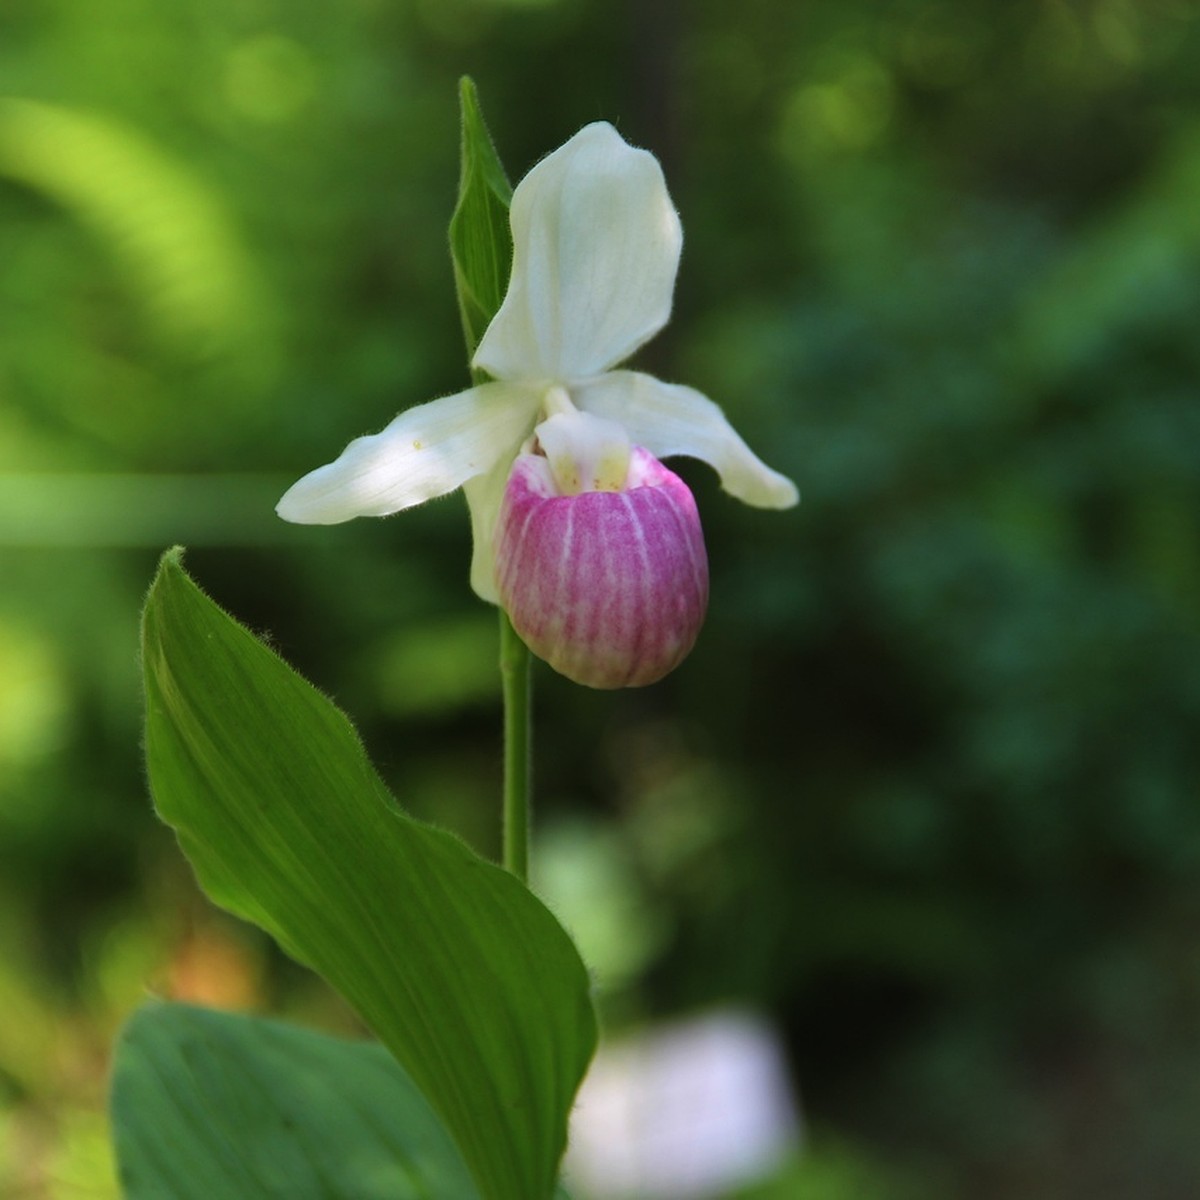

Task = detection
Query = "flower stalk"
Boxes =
[499,608,531,882]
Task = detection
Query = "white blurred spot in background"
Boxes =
[565,1009,802,1200]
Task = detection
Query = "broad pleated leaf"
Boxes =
[111,1002,480,1199]
[140,549,596,1200]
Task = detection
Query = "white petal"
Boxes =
[575,371,799,509]
[462,440,526,602]
[276,382,541,524]
[473,123,682,382]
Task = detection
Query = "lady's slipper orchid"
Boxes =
[277,121,797,687]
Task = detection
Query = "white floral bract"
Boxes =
[276,122,798,602]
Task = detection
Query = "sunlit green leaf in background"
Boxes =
[111,1002,481,1200]
[0,474,292,548]
[0,97,267,365]
[139,549,596,1200]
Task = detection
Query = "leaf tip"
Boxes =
[160,544,187,572]
[146,545,188,607]
[458,75,479,114]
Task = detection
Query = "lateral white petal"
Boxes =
[473,122,682,382]
[575,371,799,509]
[276,382,541,524]
[461,430,529,603]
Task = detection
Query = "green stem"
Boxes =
[499,609,532,882]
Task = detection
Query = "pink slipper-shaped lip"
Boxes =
[495,446,709,689]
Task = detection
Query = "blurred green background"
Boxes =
[3,0,1200,1196]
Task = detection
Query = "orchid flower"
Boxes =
[277,122,797,688]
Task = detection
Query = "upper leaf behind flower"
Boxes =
[450,77,513,370]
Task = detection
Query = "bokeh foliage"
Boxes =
[2,1,1200,1198]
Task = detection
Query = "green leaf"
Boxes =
[111,1002,481,1199]
[140,549,596,1200]
[449,76,513,371]
[0,98,264,360]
